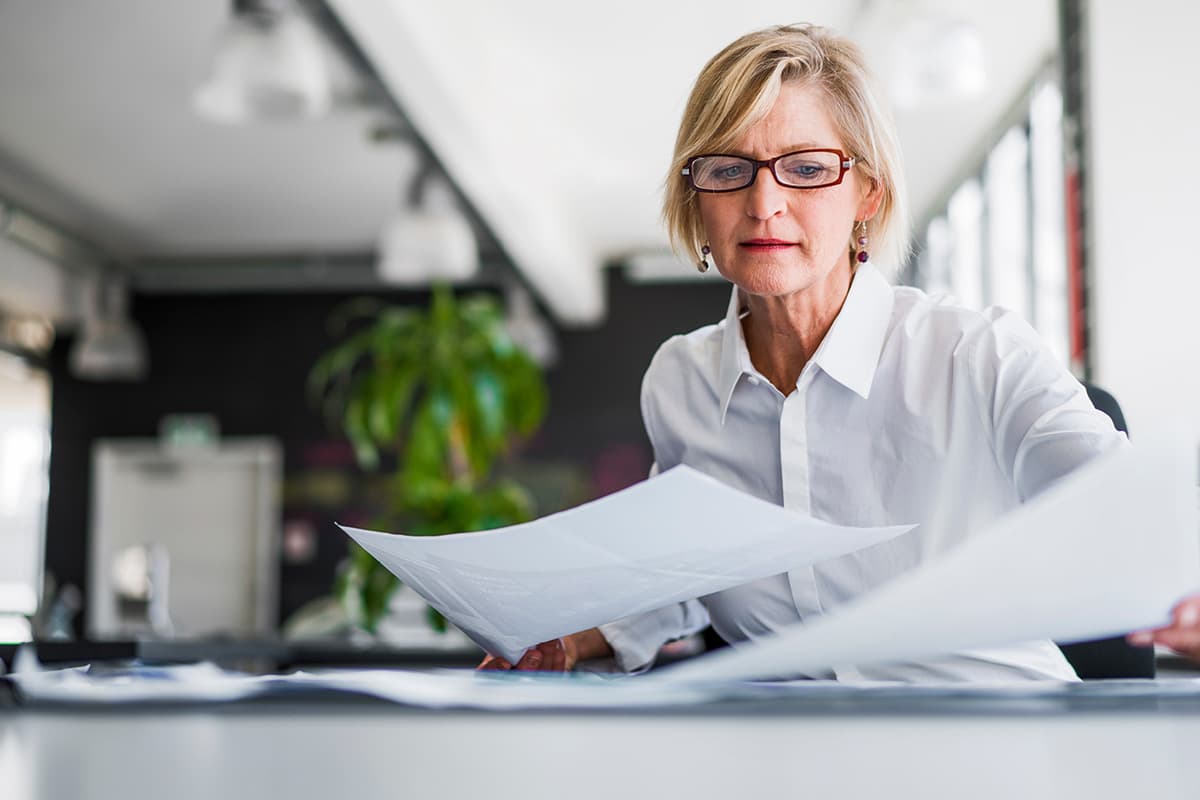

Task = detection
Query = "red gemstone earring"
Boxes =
[697,244,711,273]
[855,221,869,264]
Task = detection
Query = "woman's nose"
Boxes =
[744,165,787,219]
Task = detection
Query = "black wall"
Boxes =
[44,269,730,631]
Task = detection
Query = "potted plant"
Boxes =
[307,284,548,632]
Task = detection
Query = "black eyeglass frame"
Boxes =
[682,148,858,193]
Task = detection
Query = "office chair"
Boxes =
[1054,383,1155,679]
[697,383,1156,679]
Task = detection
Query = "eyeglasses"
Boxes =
[682,148,857,193]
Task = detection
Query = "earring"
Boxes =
[855,221,870,264]
[697,244,711,273]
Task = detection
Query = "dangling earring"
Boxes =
[697,244,711,273]
[855,221,870,264]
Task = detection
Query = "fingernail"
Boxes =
[1127,631,1152,646]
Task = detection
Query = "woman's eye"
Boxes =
[784,163,827,180]
[716,164,749,180]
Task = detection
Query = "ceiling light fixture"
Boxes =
[68,278,148,382]
[376,172,479,286]
[193,0,332,124]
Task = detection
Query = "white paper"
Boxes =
[277,668,721,710]
[341,465,914,662]
[11,662,271,704]
[661,437,1200,683]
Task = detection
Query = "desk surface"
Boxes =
[4,689,1200,800]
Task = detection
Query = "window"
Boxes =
[0,351,51,641]
[909,75,1070,368]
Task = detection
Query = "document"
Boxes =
[11,662,271,704]
[661,437,1200,683]
[340,466,915,663]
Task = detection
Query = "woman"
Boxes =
[482,23,1126,680]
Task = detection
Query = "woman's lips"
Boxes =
[739,239,797,250]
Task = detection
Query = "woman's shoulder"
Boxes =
[888,285,1043,358]
[644,320,726,383]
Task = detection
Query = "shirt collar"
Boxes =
[717,263,895,424]
[717,287,752,424]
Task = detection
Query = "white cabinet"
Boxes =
[87,438,281,639]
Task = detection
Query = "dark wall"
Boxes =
[44,270,730,630]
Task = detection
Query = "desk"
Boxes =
[3,688,1200,800]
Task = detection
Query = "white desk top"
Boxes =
[4,692,1200,800]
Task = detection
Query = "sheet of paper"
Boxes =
[277,668,723,710]
[341,465,914,663]
[11,662,272,704]
[661,437,1200,683]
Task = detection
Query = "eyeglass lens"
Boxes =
[690,150,844,191]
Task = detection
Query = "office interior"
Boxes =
[1,1,1199,798]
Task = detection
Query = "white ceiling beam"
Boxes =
[327,0,605,325]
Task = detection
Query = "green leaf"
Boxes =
[344,384,379,470]
[309,286,551,633]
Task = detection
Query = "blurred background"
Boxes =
[0,0,1196,663]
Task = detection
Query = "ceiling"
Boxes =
[0,0,1057,326]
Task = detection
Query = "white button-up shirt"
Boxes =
[598,263,1126,682]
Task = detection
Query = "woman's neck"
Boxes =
[740,263,855,393]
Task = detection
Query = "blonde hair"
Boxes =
[663,24,910,269]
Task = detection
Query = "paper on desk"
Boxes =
[340,466,914,663]
[280,668,723,710]
[11,662,272,704]
[662,437,1200,683]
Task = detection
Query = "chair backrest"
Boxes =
[1055,383,1155,679]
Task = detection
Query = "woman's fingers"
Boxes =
[1155,628,1200,659]
[477,639,571,672]
[1126,595,1200,658]
[1159,597,1200,658]
[1126,629,1154,647]
[1172,596,1200,629]
[517,640,569,671]
[542,639,566,671]
[477,655,512,670]
[514,648,544,670]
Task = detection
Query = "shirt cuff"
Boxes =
[598,600,710,673]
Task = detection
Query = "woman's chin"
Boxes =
[716,255,851,298]
[717,265,823,298]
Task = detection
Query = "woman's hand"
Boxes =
[1127,594,1200,661]
[476,628,613,672]
[478,638,574,672]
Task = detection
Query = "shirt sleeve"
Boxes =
[597,598,711,673]
[966,308,1128,501]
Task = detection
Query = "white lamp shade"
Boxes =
[69,317,148,381]
[194,13,331,123]
[376,209,479,285]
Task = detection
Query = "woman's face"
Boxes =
[697,81,880,300]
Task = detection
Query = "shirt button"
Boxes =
[746,375,760,386]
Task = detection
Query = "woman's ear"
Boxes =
[858,177,884,221]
